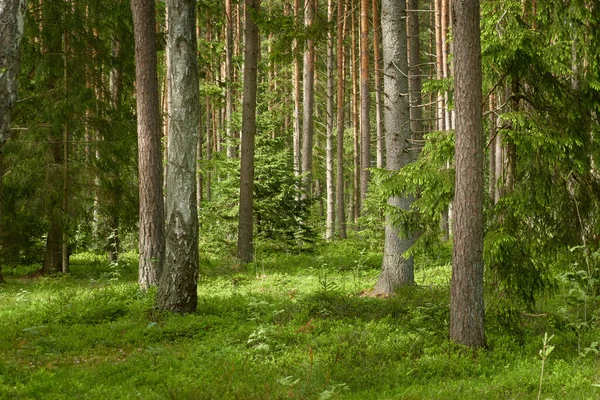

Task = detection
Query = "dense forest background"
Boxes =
[1,0,600,397]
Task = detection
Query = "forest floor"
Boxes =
[1,240,599,399]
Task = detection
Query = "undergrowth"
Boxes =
[0,241,599,399]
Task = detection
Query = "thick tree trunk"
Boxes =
[325,0,335,240]
[335,0,347,239]
[373,0,384,169]
[359,0,370,205]
[156,0,200,313]
[0,0,27,282]
[237,0,260,264]
[131,0,165,289]
[301,0,315,199]
[374,0,415,294]
[450,0,485,348]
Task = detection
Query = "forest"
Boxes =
[1,0,600,398]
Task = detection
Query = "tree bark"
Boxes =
[373,0,384,169]
[450,0,485,348]
[351,5,360,223]
[301,0,315,199]
[225,0,237,158]
[374,0,415,294]
[293,0,302,179]
[131,0,165,290]
[336,0,347,239]
[237,0,260,264]
[156,0,200,313]
[408,0,423,146]
[325,0,335,240]
[359,0,370,204]
[0,0,26,282]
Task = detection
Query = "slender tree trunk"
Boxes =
[374,0,415,294]
[324,0,335,239]
[156,0,200,313]
[351,5,360,223]
[488,93,496,202]
[61,27,69,274]
[408,0,423,146]
[293,0,302,179]
[301,0,315,199]
[225,0,236,158]
[359,0,370,205]
[449,0,485,348]
[336,0,347,239]
[237,0,260,264]
[373,0,384,168]
[131,0,165,289]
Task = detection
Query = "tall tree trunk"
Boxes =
[61,26,69,274]
[449,0,485,348]
[156,0,200,313]
[407,0,423,145]
[325,0,335,240]
[225,0,236,158]
[351,4,360,223]
[237,0,260,264]
[359,0,370,205]
[336,0,347,239]
[373,0,384,168]
[374,0,415,294]
[131,0,165,289]
[293,0,302,179]
[301,0,315,199]
[488,93,496,202]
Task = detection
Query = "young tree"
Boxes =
[237,0,260,264]
[156,0,200,313]
[0,0,27,283]
[131,0,165,289]
[374,0,415,294]
[449,0,485,347]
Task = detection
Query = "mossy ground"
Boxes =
[1,242,599,399]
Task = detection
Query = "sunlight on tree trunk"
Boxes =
[131,0,165,290]
[156,0,199,313]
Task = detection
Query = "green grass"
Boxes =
[1,243,599,399]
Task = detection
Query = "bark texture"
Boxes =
[0,0,26,282]
[301,0,315,199]
[373,0,384,168]
[359,0,370,205]
[450,0,485,347]
[131,0,165,290]
[374,0,415,294]
[335,0,347,239]
[325,0,335,240]
[156,0,200,313]
[237,0,260,264]
[292,0,301,179]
